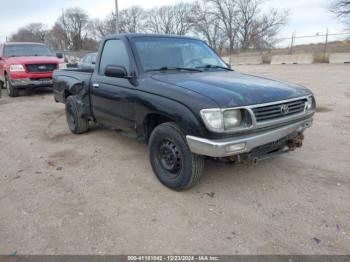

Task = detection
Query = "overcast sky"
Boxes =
[0,0,347,44]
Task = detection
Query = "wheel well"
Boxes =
[63,90,70,100]
[0,71,7,85]
[64,83,83,102]
[144,114,174,141]
[3,71,7,81]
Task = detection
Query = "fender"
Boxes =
[134,91,209,140]
[53,71,92,119]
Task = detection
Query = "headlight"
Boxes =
[200,109,224,132]
[305,96,315,111]
[200,109,242,132]
[223,110,241,129]
[10,64,25,72]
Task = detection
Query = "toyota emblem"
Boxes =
[280,104,290,115]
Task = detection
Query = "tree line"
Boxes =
[9,0,290,54]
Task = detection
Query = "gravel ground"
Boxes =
[0,64,349,255]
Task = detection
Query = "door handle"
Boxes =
[93,83,99,88]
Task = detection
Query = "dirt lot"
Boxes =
[0,64,349,255]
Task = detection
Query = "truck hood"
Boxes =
[151,71,312,107]
[5,56,63,64]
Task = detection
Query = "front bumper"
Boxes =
[186,118,313,157]
[10,78,53,88]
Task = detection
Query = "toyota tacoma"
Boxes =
[53,34,316,190]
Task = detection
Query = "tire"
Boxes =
[65,96,89,134]
[5,75,19,97]
[148,122,204,191]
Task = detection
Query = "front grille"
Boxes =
[26,64,57,73]
[252,99,307,122]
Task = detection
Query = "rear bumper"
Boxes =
[186,118,313,157]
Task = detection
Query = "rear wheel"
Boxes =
[5,75,19,97]
[148,122,204,191]
[65,96,89,134]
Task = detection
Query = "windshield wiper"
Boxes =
[146,66,203,72]
[197,64,233,71]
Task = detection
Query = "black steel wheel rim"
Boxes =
[157,139,182,177]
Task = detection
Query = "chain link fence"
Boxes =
[224,30,350,64]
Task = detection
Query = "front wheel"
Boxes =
[148,122,204,191]
[65,96,89,134]
[5,75,19,97]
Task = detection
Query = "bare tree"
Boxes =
[235,0,288,50]
[146,6,172,34]
[146,3,192,35]
[249,9,288,49]
[89,14,117,39]
[331,0,350,16]
[119,6,146,33]
[188,1,227,53]
[208,0,239,59]
[57,7,90,50]
[89,6,145,39]
[45,23,67,50]
[330,0,350,26]
[10,23,47,43]
[172,3,193,35]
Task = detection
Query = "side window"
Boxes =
[81,55,88,63]
[85,55,92,64]
[99,40,130,75]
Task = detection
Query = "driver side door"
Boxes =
[90,39,135,132]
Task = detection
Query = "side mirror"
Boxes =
[91,60,96,65]
[56,52,63,59]
[104,65,129,78]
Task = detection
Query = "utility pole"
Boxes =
[115,0,119,33]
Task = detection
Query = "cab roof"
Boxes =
[3,42,45,46]
[105,33,198,41]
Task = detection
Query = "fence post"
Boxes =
[323,28,329,63]
[290,31,295,55]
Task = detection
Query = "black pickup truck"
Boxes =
[53,33,316,190]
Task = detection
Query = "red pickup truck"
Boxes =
[0,42,64,97]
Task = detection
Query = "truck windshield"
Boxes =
[4,44,53,57]
[133,37,228,72]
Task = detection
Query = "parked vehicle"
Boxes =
[53,34,316,191]
[77,52,97,70]
[0,42,64,97]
